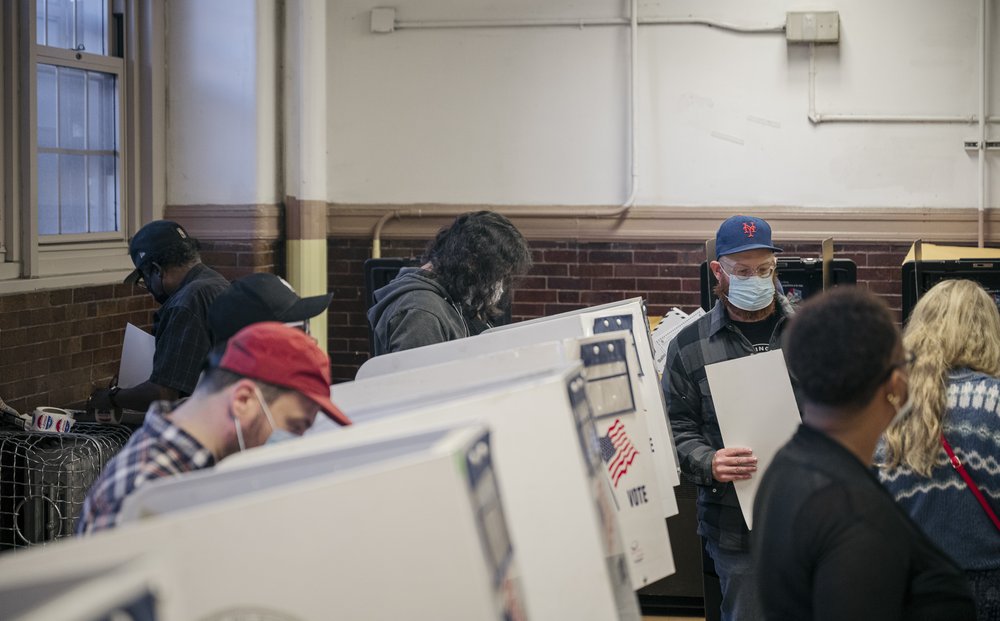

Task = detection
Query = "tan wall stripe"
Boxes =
[164,204,282,241]
[285,196,328,241]
[329,205,1000,244]
[165,204,1000,246]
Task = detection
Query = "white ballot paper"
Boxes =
[651,307,706,375]
[118,323,155,388]
[704,349,800,529]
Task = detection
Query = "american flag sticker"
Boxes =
[598,418,638,487]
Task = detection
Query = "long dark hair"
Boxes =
[425,211,532,322]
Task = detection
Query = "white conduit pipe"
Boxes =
[371,11,785,258]
[621,0,638,209]
[373,3,640,259]
[979,0,989,247]
[809,43,981,125]
[393,16,784,35]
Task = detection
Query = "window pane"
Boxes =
[44,0,74,50]
[39,66,120,236]
[87,155,118,233]
[38,65,58,148]
[78,0,106,55]
[59,154,87,234]
[38,153,60,236]
[36,0,46,46]
[58,66,86,150]
[87,71,116,150]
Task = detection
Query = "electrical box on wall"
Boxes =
[371,8,396,33]
[786,11,840,43]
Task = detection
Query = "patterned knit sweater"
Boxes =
[878,369,1000,571]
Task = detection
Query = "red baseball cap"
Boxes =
[219,322,351,426]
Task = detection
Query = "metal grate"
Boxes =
[0,422,133,552]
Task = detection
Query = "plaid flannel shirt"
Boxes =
[76,401,215,535]
[662,296,794,551]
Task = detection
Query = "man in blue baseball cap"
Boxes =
[662,215,793,621]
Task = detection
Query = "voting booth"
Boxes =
[0,426,525,621]
[347,329,676,588]
[902,241,1000,320]
[362,297,680,514]
[0,559,167,621]
[302,363,642,620]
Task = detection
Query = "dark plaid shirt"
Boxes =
[150,263,229,396]
[76,401,215,534]
[662,296,794,551]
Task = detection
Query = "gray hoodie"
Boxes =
[367,267,470,356]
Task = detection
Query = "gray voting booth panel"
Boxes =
[314,364,642,620]
[0,560,164,621]
[357,298,680,504]
[0,427,524,621]
[338,332,675,588]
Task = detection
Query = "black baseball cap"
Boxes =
[124,220,192,285]
[209,273,334,344]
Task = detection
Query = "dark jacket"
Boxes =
[367,268,469,356]
[150,263,230,396]
[753,424,976,621]
[662,296,794,551]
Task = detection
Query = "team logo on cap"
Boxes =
[743,222,756,238]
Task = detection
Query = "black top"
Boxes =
[731,312,779,353]
[752,424,976,621]
[150,263,230,395]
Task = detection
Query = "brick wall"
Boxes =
[326,237,912,383]
[0,239,280,414]
[0,285,157,414]
[199,239,284,281]
[0,234,913,411]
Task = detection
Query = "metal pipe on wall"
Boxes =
[371,4,786,257]
[979,0,990,248]
[372,0,645,258]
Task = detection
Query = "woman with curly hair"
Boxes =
[879,279,1000,621]
[367,211,532,356]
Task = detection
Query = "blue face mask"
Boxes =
[254,388,297,446]
[721,268,775,312]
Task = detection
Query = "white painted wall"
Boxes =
[326,0,1000,208]
[165,0,279,206]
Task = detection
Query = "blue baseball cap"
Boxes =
[715,215,782,259]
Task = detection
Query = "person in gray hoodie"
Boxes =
[368,211,532,356]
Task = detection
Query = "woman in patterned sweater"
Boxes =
[879,279,1000,621]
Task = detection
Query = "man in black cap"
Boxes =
[89,220,229,413]
[662,215,792,621]
[208,273,333,346]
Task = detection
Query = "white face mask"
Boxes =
[254,387,296,446]
[720,267,775,311]
[489,282,504,306]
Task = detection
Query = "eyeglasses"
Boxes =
[720,259,777,280]
[879,351,916,383]
[135,266,157,291]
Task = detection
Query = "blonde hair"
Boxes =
[881,279,1000,475]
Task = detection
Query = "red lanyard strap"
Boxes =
[940,434,1000,532]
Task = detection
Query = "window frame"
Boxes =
[0,0,151,289]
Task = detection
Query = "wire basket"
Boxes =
[0,422,133,552]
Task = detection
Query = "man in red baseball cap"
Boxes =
[77,322,351,534]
